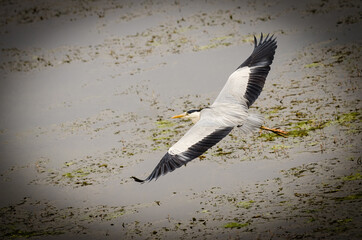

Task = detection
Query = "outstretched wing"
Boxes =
[213,33,277,108]
[131,33,277,183]
[131,110,234,183]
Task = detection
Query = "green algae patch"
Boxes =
[196,42,232,51]
[268,105,287,114]
[223,222,249,228]
[271,144,291,151]
[285,119,326,138]
[261,111,360,141]
[304,61,323,68]
[335,193,362,201]
[152,134,172,141]
[194,34,233,51]
[156,120,175,129]
[336,218,353,224]
[213,147,233,156]
[258,132,282,141]
[293,120,325,131]
[287,129,309,137]
[236,200,254,209]
[65,161,75,167]
[337,112,360,123]
[4,228,64,238]
[281,164,316,178]
[327,112,361,127]
[150,119,187,150]
[197,43,218,51]
[62,168,90,179]
[287,112,359,137]
[103,209,125,220]
[63,172,75,178]
[212,35,233,41]
[341,173,362,181]
[260,116,325,141]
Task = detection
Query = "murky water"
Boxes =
[0,0,361,239]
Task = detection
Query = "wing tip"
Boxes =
[130,176,147,183]
[130,152,185,183]
[253,32,277,48]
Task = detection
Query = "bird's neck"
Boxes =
[190,112,201,124]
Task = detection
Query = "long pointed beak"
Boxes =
[171,113,187,119]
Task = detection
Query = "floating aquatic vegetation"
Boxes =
[335,193,362,201]
[149,119,187,150]
[2,228,64,239]
[328,112,361,127]
[271,144,291,151]
[281,164,317,178]
[213,147,233,156]
[260,111,361,141]
[236,200,254,209]
[304,61,324,68]
[223,222,250,228]
[156,120,175,129]
[194,34,233,51]
[341,173,362,181]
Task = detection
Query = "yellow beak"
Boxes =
[171,113,187,119]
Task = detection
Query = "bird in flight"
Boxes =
[131,33,287,183]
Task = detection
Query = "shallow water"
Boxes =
[0,0,361,239]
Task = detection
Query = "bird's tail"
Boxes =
[237,113,264,133]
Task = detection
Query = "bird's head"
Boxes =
[171,109,201,124]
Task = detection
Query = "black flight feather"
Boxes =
[131,33,277,183]
[131,127,233,183]
[237,33,277,107]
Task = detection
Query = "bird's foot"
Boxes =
[260,126,288,138]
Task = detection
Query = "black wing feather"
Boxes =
[131,127,233,183]
[131,33,277,183]
[237,33,277,107]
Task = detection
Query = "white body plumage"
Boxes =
[132,34,277,183]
